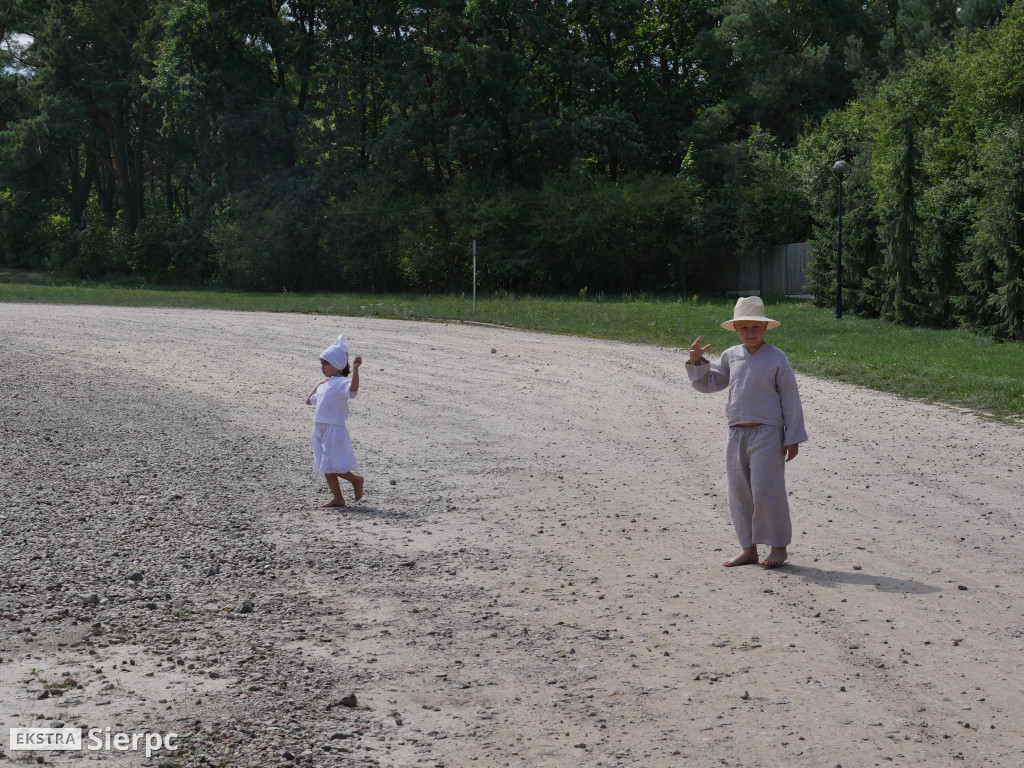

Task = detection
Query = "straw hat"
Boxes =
[720,296,780,331]
[319,333,350,369]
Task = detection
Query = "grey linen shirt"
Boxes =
[686,343,808,445]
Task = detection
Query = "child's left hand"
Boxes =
[783,444,799,462]
[352,355,362,369]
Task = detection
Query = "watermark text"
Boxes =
[9,727,178,758]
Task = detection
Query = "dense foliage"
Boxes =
[800,1,1024,339]
[1,0,1021,336]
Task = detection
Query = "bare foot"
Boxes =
[351,475,364,502]
[760,547,787,568]
[723,547,759,567]
[320,497,346,508]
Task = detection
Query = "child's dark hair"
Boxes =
[320,358,351,377]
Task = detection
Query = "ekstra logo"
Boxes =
[9,727,178,758]
[9,728,82,751]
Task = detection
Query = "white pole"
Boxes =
[472,239,477,313]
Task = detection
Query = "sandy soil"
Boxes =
[1,303,1023,768]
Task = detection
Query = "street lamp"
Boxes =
[831,160,852,319]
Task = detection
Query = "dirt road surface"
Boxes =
[2,304,1022,768]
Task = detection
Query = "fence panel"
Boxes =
[730,242,811,297]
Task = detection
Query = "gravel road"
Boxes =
[2,303,1023,768]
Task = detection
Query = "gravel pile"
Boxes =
[0,345,391,767]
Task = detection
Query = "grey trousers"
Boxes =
[726,425,792,548]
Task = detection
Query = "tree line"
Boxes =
[799,1,1024,340]
[1,0,1021,337]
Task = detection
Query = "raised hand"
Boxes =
[689,336,712,365]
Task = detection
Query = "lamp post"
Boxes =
[831,160,852,319]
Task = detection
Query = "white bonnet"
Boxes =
[319,334,349,369]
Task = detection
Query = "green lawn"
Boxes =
[2,270,1021,421]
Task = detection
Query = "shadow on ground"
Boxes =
[787,565,941,594]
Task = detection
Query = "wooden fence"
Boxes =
[729,242,812,297]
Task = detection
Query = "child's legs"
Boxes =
[747,426,792,547]
[338,472,364,501]
[725,429,755,548]
[324,473,343,499]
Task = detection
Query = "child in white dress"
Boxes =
[306,333,364,507]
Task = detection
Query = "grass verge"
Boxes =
[2,270,1021,422]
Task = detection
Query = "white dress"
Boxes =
[309,376,358,474]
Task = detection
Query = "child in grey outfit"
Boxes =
[686,297,807,568]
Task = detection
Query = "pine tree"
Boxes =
[958,118,1024,339]
[870,119,921,324]
[958,0,1009,30]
